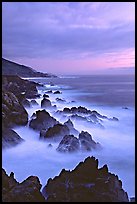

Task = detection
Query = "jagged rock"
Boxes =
[43,156,129,202]
[79,131,100,151]
[64,119,79,135]
[54,91,62,94]
[2,91,28,127]
[41,98,51,108]
[40,124,69,140]
[56,135,80,153]
[2,169,45,202]
[29,109,58,131]
[2,128,24,149]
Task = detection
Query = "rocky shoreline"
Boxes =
[2,75,134,202]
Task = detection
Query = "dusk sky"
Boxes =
[2,2,135,75]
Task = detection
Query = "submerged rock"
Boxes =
[43,156,129,202]
[56,135,80,153]
[29,109,58,131]
[2,169,45,202]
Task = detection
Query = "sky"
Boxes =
[2,2,135,75]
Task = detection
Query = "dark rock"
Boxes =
[2,128,24,149]
[54,91,62,94]
[29,109,58,131]
[45,90,53,93]
[63,107,71,113]
[40,124,69,140]
[43,156,129,202]
[21,98,31,107]
[56,135,80,153]
[43,94,49,98]
[2,168,45,202]
[41,98,51,108]
[48,143,53,148]
[56,98,66,102]
[111,117,119,121]
[122,107,128,110]
[2,91,28,127]
[130,197,135,202]
[79,131,100,151]
[64,119,79,135]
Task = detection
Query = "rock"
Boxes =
[29,109,58,131]
[56,135,80,153]
[64,119,79,135]
[2,128,24,149]
[21,98,31,107]
[43,156,129,202]
[109,117,119,121]
[45,90,53,93]
[40,124,69,140]
[41,98,51,108]
[2,169,45,202]
[54,91,62,94]
[31,99,39,106]
[2,91,28,127]
[63,107,71,113]
[122,107,128,110]
[48,143,53,148]
[43,94,49,98]
[130,197,135,202]
[79,131,100,151]
[56,98,66,102]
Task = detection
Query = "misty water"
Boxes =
[2,75,135,198]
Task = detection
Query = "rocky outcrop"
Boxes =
[64,119,79,135]
[2,75,40,100]
[2,128,24,149]
[40,124,69,140]
[2,91,28,128]
[56,135,80,153]
[42,156,129,202]
[79,131,101,151]
[56,98,66,102]
[43,94,49,98]
[41,98,51,108]
[29,109,58,131]
[2,169,45,202]
[54,91,62,94]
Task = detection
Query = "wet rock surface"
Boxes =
[29,109,58,131]
[2,168,45,202]
[56,135,80,152]
[42,156,129,202]
[40,124,69,140]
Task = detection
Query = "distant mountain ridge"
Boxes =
[2,58,57,77]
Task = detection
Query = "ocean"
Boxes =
[2,74,135,198]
